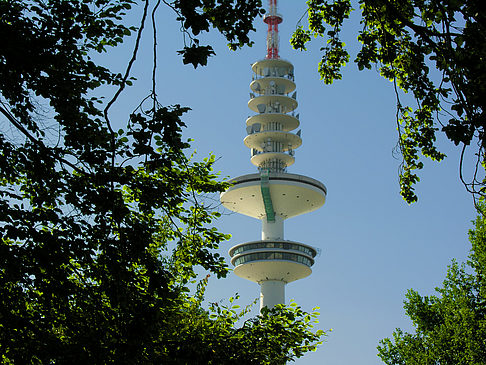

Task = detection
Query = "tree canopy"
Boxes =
[291,0,486,204]
[377,206,486,364]
[0,0,325,363]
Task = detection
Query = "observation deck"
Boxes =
[230,240,316,283]
[220,172,326,220]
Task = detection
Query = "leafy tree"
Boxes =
[0,0,324,363]
[291,0,486,204]
[377,207,486,364]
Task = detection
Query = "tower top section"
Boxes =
[264,0,282,59]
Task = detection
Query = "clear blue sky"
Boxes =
[103,1,476,363]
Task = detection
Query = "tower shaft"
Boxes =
[261,280,285,309]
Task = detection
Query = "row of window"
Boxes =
[250,84,288,97]
[258,166,287,173]
[233,252,313,267]
[251,145,294,154]
[252,67,295,80]
[258,159,288,173]
[231,241,316,257]
[263,122,284,131]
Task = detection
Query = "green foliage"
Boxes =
[169,0,265,67]
[0,0,325,363]
[377,207,486,364]
[291,0,351,84]
[204,299,325,364]
[292,0,485,204]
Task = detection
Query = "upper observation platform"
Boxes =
[220,172,327,220]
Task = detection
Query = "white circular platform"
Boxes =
[246,113,300,132]
[244,130,302,150]
[250,77,296,94]
[250,152,295,168]
[248,95,298,114]
[233,260,311,283]
[220,173,326,219]
[252,59,294,75]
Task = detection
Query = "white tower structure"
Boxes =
[220,0,326,311]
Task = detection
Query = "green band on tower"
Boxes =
[260,170,275,222]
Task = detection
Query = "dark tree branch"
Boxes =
[104,0,150,190]
[0,104,83,174]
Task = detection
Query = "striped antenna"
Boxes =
[264,0,282,59]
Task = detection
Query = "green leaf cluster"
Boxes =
[291,0,485,203]
[291,0,352,84]
[171,0,265,68]
[377,206,486,364]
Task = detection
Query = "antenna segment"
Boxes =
[264,0,282,59]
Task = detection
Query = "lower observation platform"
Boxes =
[220,172,326,220]
[234,260,311,283]
[229,240,317,283]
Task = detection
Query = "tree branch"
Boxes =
[0,104,83,174]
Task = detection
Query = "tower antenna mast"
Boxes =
[264,0,282,59]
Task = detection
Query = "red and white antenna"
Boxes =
[264,0,282,59]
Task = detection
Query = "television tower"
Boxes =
[220,0,326,310]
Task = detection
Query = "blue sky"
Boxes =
[102,1,476,363]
